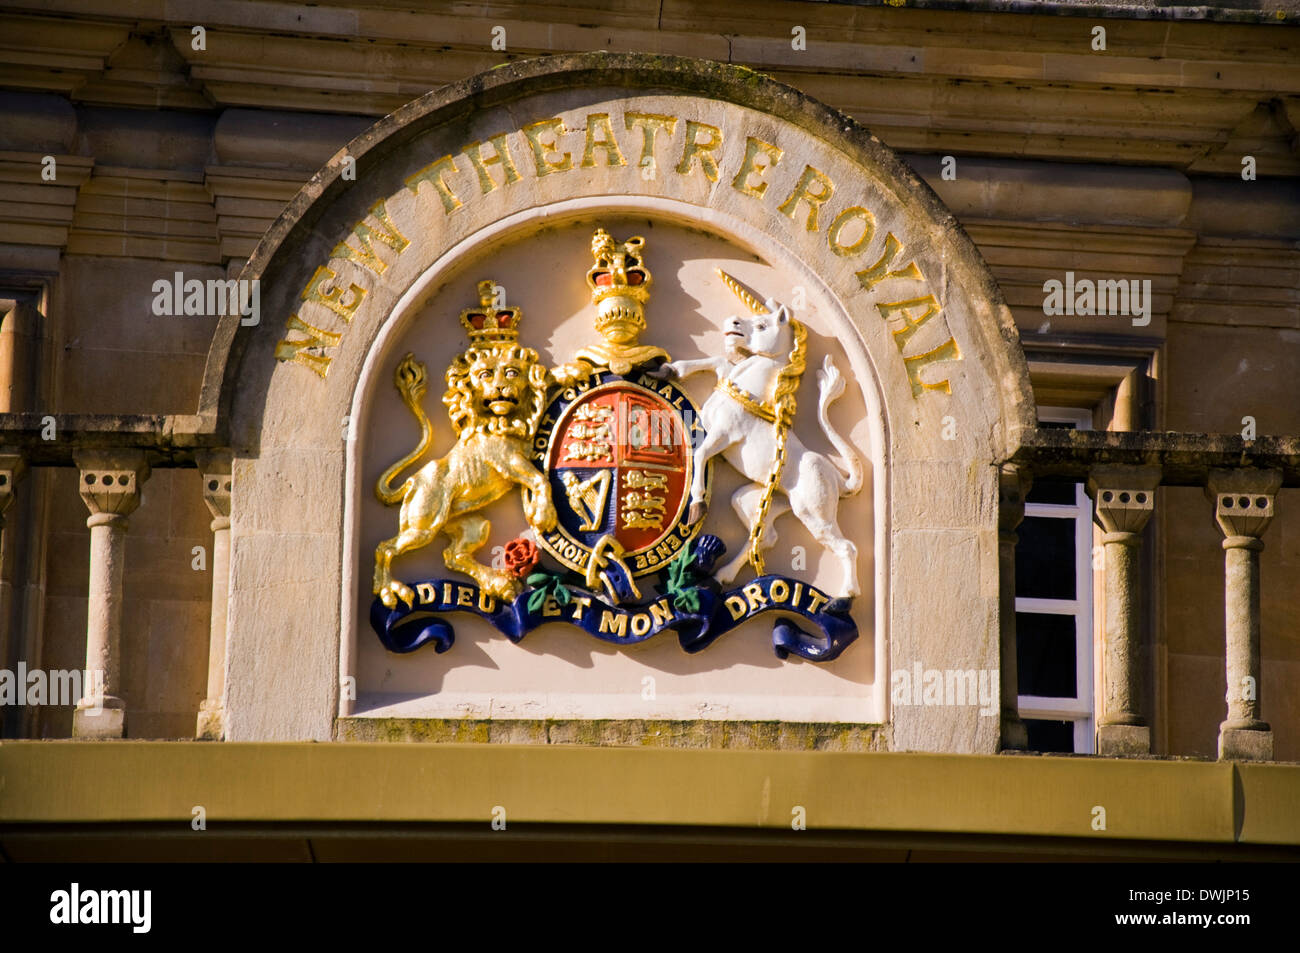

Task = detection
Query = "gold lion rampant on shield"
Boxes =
[372,280,584,608]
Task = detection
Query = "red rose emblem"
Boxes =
[503,537,540,578]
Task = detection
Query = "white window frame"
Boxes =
[1016,406,1095,754]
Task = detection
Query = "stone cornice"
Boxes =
[7,418,1293,486]
[1013,428,1300,486]
[0,3,1295,174]
[0,151,94,251]
[0,413,223,465]
[67,165,220,262]
[827,0,1300,25]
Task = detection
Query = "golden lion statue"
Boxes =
[373,342,557,608]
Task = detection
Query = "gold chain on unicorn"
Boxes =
[647,269,864,600]
[746,318,806,574]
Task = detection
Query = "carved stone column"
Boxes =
[0,453,27,598]
[998,465,1031,750]
[1087,465,1160,756]
[0,453,27,708]
[196,454,232,740]
[72,450,149,739]
[1206,469,1281,762]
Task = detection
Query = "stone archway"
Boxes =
[199,53,1034,745]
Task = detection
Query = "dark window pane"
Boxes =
[1025,719,1075,753]
[1015,516,1076,599]
[1026,479,1079,505]
[1039,419,1079,430]
[1016,612,1078,697]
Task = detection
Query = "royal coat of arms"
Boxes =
[370,228,861,662]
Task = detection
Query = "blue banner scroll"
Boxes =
[370,574,858,663]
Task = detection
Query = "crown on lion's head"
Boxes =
[459,279,522,346]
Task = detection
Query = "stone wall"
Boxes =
[0,1,1296,756]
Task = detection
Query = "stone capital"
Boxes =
[74,449,150,519]
[0,451,28,522]
[196,450,233,522]
[1205,468,1281,541]
[1087,464,1160,537]
[997,464,1033,535]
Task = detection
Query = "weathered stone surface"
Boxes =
[337,716,888,751]
[997,465,1031,751]
[196,53,1030,746]
[1098,724,1152,758]
[1,17,1295,764]
[1205,469,1280,762]
[71,706,124,740]
[1219,726,1274,762]
[1088,464,1160,756]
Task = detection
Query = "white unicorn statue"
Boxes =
[648,274,864,599]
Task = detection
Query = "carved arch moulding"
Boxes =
[196,53,1034,747]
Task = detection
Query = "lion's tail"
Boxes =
[375,353,434,506]
[816,355,864,497]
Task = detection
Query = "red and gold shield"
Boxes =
[539,376,703,577]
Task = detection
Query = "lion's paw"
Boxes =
[534,503,558,532]
[485,572,523,602]
[526,497,557,532]
[378,581,415,609]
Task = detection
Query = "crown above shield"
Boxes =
[569,227,670,374]
[586,229,652,348]
[459,279,521,344]
[587,229,651,304]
